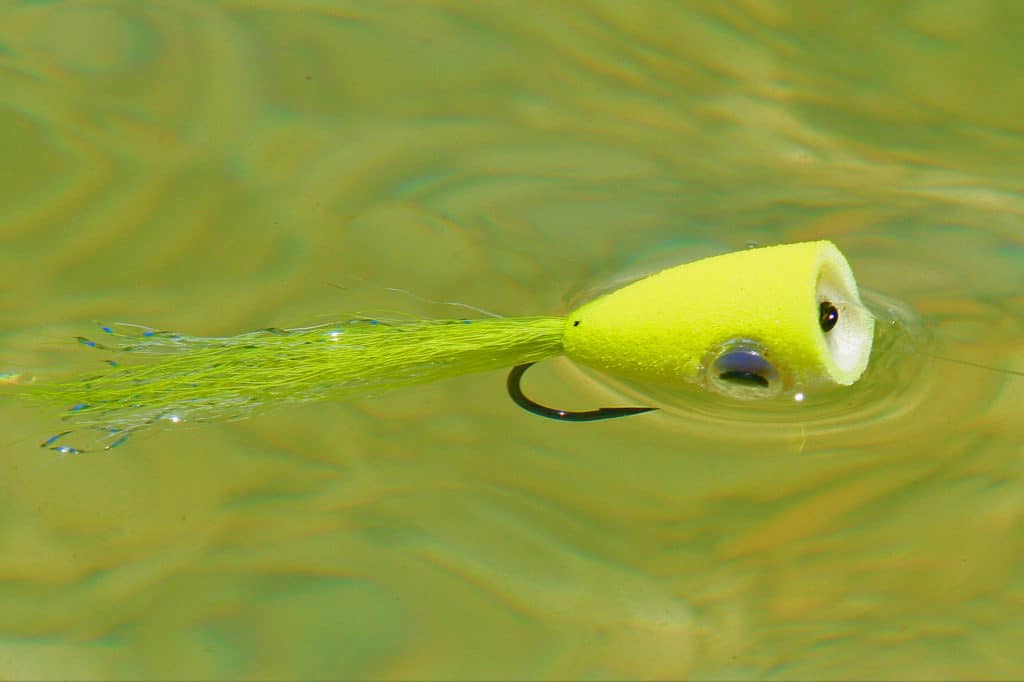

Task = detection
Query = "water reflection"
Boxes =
[1,1,1023,679]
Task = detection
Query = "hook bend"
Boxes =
[506,362,657,422]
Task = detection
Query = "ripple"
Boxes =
[562,287,1013,448]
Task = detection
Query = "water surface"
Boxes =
[1,1,1023,679]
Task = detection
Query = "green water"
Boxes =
[2,1,1023,679]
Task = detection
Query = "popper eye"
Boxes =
[819,301,839,332]
[706,343,782,399]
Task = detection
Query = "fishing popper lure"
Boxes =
[20,240,874,453]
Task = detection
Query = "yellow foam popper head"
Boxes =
[562,240,874,395]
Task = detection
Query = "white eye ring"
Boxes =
[815,251,874,384]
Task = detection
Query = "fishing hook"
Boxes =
[506,362,657,422]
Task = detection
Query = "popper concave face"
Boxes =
[561,240,875,399]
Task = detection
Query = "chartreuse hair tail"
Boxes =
[23,240,873,453]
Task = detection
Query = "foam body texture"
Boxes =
[562,240,873,390]
[22,240,873,451]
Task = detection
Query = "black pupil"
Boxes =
[718,371,770,388]
[819,301,839,332]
